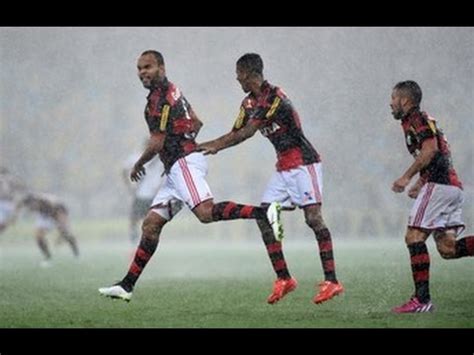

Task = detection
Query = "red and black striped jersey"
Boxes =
[144,78,197,172]
[401,109,462,188]
[232,81,320,171]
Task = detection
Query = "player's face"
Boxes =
[137,54,164,89]
[236,66,251,93]
[390,90,404,120]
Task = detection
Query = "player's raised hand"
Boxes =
[130,163,146,182]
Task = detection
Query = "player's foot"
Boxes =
[391,296,434,313]
[98,283,133,302]
[267,277,298,304]
[313,280,344,304]
[267,202,284,241]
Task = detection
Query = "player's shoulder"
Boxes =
[423,111,437,123]
[165,80,183,106]
[265,81,288,99]
[409,110,428,127]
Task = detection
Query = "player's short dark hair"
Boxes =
[237,53,264,75]
[393,80,422,106]
[141,50,165,66]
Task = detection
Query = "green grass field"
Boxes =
[0,219,473,328]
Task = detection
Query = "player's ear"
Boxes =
[158,64,166,77]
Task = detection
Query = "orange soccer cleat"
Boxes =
[267,277,298,304]
[313,280,344,304]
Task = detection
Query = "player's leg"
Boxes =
[304,204,344,304]
[259,173,296,304]
[287,162,343,303]
[122,211,167,289]
[172,153,282,233]
[99,210,168,302]
[256,213,297,304]
[434,188,473,259]
[55,210,79,257]
[434,229,474,259]
[392,227,434,313]
[35,227,52,267]
[193,199,272,223]
[392,183,439,313]
[34,213,55,267]
[99,176,180,302]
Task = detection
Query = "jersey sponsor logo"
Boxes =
[260,121,281,136]
[266,97,281,119]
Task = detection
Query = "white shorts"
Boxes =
[408,182,465,233]
[150,152,213,220]
[35,213,56,231]
[0,200,15,225]
[261,162,323,207]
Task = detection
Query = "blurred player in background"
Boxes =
[122,141,162,244]
[198,53,344,305]
[99,50,282,302]
[390,80,474,313]
[19,193,80,267]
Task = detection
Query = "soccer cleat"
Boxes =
[98,284,132,302]
[313,280,344,304]
[267,202,284,241]
[391,296,435,313]
[267,277,298,304]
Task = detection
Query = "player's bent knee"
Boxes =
[437,242,456,259]
[305,217,325,231]
[192,202,213,224]
[405,227,428,245]
[195,212,213,224]
[439,250,456,259]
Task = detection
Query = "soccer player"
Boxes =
[390,80,474,313]
[98,50,282,302]
[122,142,162,244]
[197,53,344,304]
[19,193,80,267]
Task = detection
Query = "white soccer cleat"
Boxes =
[267,202,284,241]
[98,284,132,302]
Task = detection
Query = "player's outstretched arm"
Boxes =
[197,122,258,155]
